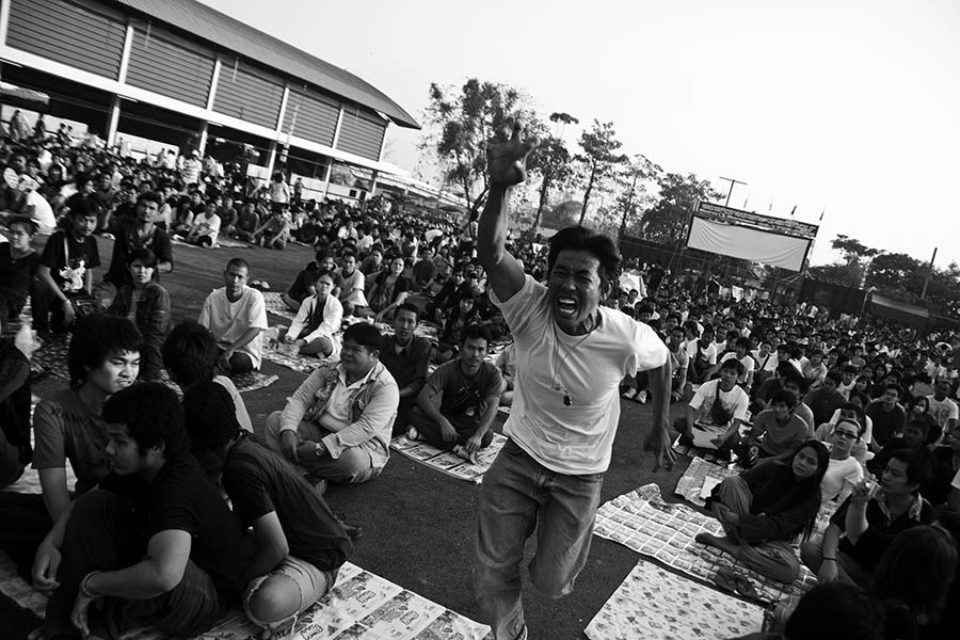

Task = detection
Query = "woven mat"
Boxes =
[229,370,279,394]
[674,457,739,508]
[0,553,491,640]
[29,333,70,382]
[262,291,297,321]
[584,559,764,640]
[390,433,508,484]
[594,484,817,605]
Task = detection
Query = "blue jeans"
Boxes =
[475,440,603,640]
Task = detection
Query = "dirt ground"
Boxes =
[2,236,691,639]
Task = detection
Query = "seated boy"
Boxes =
[185,382,353,638]
[743,389,812,462]
[408,324,502,458]
[674,358,749,454]
[32,383,244,639]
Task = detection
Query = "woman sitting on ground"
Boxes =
[107,248,170,381]
[696,439,829,583]
[281,270,343,358]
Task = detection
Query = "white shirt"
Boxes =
[493,275,669,474]
[927,395,959,428]
[820,456,864,503]
[688,379,750,426]
[198,286,268,368]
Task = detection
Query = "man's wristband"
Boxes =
[822,556,836,562]
[314,441,325,457]
[79,571,101,598]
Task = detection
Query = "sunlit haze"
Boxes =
[200,0,960,267]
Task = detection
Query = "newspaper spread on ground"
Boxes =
[584,558,764,640]
[593,483,818,605]
[390,433,507,484]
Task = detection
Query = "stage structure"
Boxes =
[685,202,820,272]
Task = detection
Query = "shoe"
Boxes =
[621,388,638,400]
[406,426,421,441]
[636,390,648,404]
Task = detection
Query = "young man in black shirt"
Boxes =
[184,381,352,638]
[31,199,101,333]
[32,383,244,639]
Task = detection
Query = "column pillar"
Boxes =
[106,95,121,148]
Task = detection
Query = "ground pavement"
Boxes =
[1,236,690,639]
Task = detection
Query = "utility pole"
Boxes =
[718,176,747,207]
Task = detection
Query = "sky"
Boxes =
[200,0,960,267]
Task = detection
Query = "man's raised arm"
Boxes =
[477,126,536,303]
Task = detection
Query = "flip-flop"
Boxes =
[732,575,759,600]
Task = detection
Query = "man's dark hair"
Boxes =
[183,381,239,451]
[343,322,382,352]
[136,191,162,207]
[770,389,798,410]
[461,323,492,346]
[719,357,745,376]
[161,320,218,386]
[872,526,957,626]
[888,447,935,492]
[825,370,843,386]
[226,257,249,272]
[734,337,750,349]
[906,418,931,439]
[883,382,903,397]
[68,314,142,389]
[103,382,188,458]
[127,247,157,267]
[783,583,885,640]
[548,226,620,292]
[395,302,419,320]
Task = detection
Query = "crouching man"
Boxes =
[407,324,503,458]
[264,323,399,491]
[32,383,244,639]
[185,382,353,638]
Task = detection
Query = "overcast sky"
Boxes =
[200,0,960,267]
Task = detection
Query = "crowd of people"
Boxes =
[0,123,958,640]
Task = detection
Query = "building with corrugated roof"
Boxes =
[0,0,419,197]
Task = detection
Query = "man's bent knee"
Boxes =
[245,573,302,628]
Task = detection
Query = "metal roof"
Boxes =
[110,0,419,129]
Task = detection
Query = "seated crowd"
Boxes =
[1,133,959,639]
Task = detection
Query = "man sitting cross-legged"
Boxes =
[264,323,399,492]
[379,302,433,436]
[184,382,353,639]
[198,257,268,373]
[32,383,244,640]
[407,324,503,460]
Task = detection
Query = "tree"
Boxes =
[615,154,662,238]
[421,79,538,213]
[637,172,720,244]
[575,120,628,225]
[529,114,578,228]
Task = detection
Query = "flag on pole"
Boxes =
[818,208,825,222]
[743,197,749,209]
[789,205,797,216]
[768,201,773,212]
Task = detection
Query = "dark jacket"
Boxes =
[108,282,170,380]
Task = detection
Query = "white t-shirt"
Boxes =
[720,352,755,385]
[927,395,959,428]
[687,379,750,426]
[820,456,863,503]
[492,275,669,474]
[191,212,221,244]
[212,375,253,433]
[198,286,268,368]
